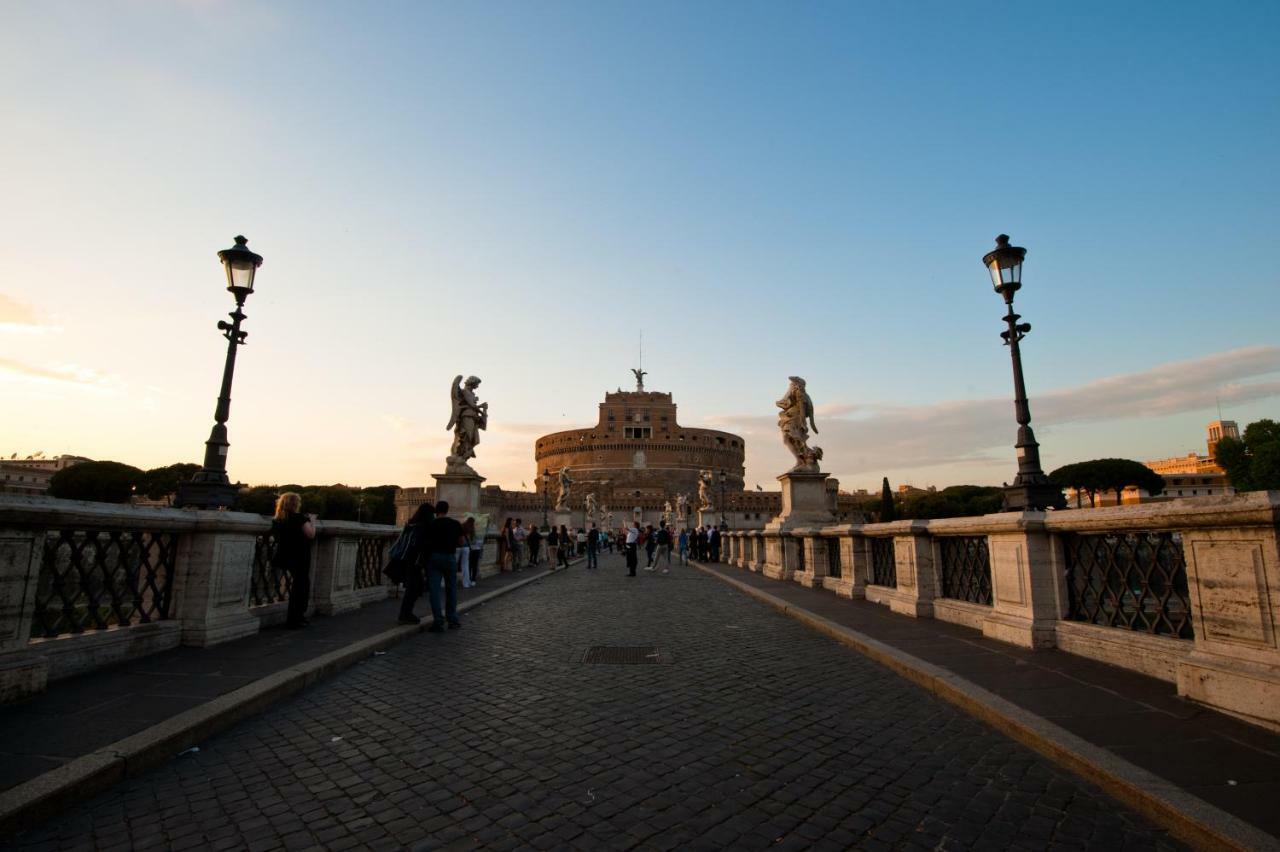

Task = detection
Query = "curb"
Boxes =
[693,562,1279,852]
[0,566,564,840]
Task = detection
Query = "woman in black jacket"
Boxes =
[271,492,316,629]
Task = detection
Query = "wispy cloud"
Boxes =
[707,346,1280,482]
[0,356,123,391]
[0,294,57,334]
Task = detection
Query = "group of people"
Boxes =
[395,500,469,630]
[619,520,722,576]
[495,518,613,571]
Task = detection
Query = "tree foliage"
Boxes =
[48,461,143,503]
[234,483,399,523]
[137,463,201,502]
[898,485,1004,520]
[1215,419,1280,492]
[1049,458,1165,506]
[878,477,897,522]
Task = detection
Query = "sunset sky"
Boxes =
[1,1,1277,494]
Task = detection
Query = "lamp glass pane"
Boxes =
[987,259,1003,291]
[226,259,256,292]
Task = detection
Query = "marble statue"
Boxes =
[777,376,822,472]
[676,492,688,521]
[446,375,488,473]
[698,469,714,512]
[555,467,574,512]
[662,500,673,526]
[584,492,597,522]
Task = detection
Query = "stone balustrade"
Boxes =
[722,492,1280,731]
[0,494,404,703]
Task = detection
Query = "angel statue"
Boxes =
[555,467,574,512]
[676,492,688,521]
[446,375,488,473]
[631,367,647,392]
[662,500,673,526]
[777,376,823,472]
[584,492,597,522]
[698,469,714,511]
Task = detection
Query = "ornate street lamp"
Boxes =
[541,471,550,529]
[175,236,263,509]
[982,235,1065,512]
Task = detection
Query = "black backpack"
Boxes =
[383,523,421,584]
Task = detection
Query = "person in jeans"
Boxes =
[512,519,528,568]
[424,501,464,632]
[457,516,476,589]
[643,524,657,570]
[272,492,316,629]
[677,528,689,565]
[586,523,599,569]
[654,520,673,574]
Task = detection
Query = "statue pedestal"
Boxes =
[768,470,835,531]
[552,510,573,532]
[432,469,485,517]
[697,509,721,529]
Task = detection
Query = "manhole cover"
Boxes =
[580,645,670,665]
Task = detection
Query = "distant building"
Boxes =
[1065,421,1237,506]
[0,455,92,495]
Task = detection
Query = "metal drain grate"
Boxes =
[580,645,668,665]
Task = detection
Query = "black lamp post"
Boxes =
[175,236,263,510]
[982,234,1066,512]
[717,469,727,529]
[541,471,550,529]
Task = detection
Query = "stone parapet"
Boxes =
[0,494,398,704]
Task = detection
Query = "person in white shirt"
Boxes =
[512,519,528,568]
[625,522,641,577]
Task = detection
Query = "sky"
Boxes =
[1,1,1277,494]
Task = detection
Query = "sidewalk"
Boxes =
[0,562,566,835]
[696,561,1280,849]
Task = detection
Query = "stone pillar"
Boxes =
[763,471,835,580]
[750,533,766,572]
[432,470,484,517]
[1176,510,1280,730]
[826,528,868,600]
[980,517,1058,648]
[552,510,573,533]
[174,520,263,647]
[794,531,827,588]
[882,522,936,618]
[0,528,48,702]
[311,524,361,616]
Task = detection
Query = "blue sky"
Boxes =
[1,1,1277,492]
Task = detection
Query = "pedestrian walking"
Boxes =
[271,492,316,629]
[468,520,484,585]
[457,517,475,589]
[424,501,464,632]
[497,517,513,572]
[586,523,599,569]
[624,521,640,576]
[557,524,571,568]
[643,524,657,570]
[513,519,528,568]
[678,528,689,565]
[546,525,559,569]
[397,502,434,624]
[654,520,672,573]
[527,524,542,566]
[576,527,587,556]
[710,524,722,562]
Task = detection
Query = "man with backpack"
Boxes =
[394,503,434,624]
[586,523,599,570]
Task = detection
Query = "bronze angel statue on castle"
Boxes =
[446,375,488,473]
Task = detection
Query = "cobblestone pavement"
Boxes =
[5,554,1181,851]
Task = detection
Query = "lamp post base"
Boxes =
[1001,477,1066,512]
[174,476,239,510]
